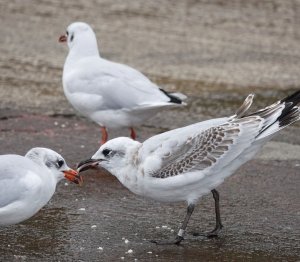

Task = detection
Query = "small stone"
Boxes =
[162,225,168,229]
[97,247,103,250]
[127,249,133,254]
[124,239,129,244]
[120,257,125,260]
[155,226,160,229]
[147,251,152,254]
[64,182,69,186]
[78,208,85,211]
[80,145,85,148]
[91,225,97,229]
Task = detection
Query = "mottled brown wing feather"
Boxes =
[151,123,241,178]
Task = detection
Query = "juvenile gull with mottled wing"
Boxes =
[78,90,300,245]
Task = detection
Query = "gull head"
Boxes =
[77,137,141,176]
[25,147,83,185]
[59,22,99,56]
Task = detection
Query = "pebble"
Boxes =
[78,208,85,211]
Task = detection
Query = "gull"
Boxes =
[59,22,186,144]
[77,90,300,245]
[0,147,83,226]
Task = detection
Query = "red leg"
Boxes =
[130,127,136,140]
[100,127,108,144]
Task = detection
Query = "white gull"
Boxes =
[59,22,186,144]
[0,147,82,226]
[78,90,300,244]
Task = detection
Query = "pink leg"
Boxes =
[100,127,108,144]
[130,127,136,140]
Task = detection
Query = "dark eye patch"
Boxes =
[66,31,69,36]
[102,149,112,157]
[45,161,52,168]
[70,33,74,42]
[57,159,64,168]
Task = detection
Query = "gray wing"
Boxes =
[64,58,172,111]
[0,156,40,208]
[149,116,263,178]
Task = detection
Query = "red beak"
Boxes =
[59,34,67,43]
[63,169,83,186]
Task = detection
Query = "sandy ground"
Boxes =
[1,0,300,111]
[0,0,300,261]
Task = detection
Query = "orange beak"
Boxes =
[59,34,67,43]
[63,169,83,186]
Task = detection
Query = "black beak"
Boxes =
[77,158,100,173]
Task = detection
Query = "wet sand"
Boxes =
[0,110,299,261]
[0,0,300,261]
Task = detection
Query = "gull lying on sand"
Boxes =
[0,148,82,226]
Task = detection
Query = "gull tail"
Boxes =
[159,88,187,105]
[249,90,300,140]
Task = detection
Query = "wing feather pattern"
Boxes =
[150,117,263,178]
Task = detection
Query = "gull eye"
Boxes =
[66,31,69,36]
[102,149,112,157]
[57,159,64,168]
[70,33,74,42]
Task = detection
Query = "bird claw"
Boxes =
[150,236,184,245]
[192,224,223,238]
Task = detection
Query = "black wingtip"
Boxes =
[278,107,300,127]
[280,90,300,104]
[159,88,183,104]
[278,90,300,127]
